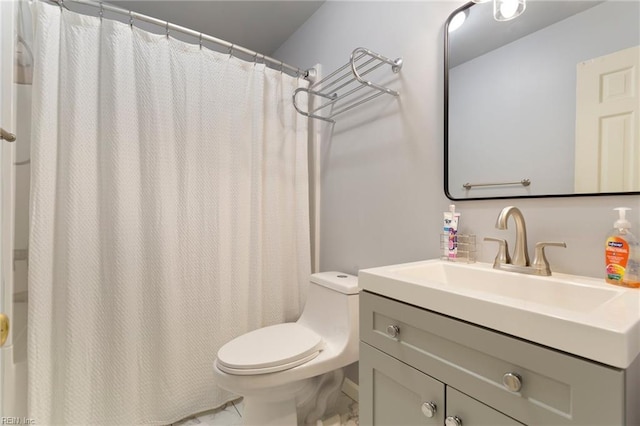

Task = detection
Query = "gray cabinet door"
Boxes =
[446,387,524,426]
[360,342,445,426]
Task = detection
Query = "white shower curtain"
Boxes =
[28,2,311,424]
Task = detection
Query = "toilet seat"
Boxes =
[217,323,324,375]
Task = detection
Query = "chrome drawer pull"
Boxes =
[502,372,523,392]
[421,401,437,418]
[445,415,463,426]
[386,324,400,338]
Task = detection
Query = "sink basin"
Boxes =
[359,259,640,368]
[392,261,621,313]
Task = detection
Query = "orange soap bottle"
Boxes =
[605,207,640,288]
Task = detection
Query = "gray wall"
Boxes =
[448,1,640,198]
[275,1,640,282]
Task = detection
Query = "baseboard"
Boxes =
[341,377,359,402]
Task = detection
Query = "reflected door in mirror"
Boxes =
[575,46,640,193]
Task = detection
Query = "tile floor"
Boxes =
[172,391,358,426]
[172,399,243,426]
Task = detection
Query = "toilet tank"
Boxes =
[297,272,359,353]
[309,272,359,295]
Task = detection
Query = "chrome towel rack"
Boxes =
[293,47,403,123]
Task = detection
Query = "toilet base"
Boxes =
[239,369,345,426]
[298,369,345,425]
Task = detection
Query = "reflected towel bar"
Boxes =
[463,179,531,189]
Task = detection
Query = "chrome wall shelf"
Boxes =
[1,128,16,142]
[293,47,403,123]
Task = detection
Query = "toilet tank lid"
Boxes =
[310,271,359,295]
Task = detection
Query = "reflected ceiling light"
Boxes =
[471,0,491,3]
[448,10,467,32]
[494,0,526,21]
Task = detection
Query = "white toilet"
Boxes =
[213,271,359,426]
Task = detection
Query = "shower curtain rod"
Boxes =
[48,0,312,79]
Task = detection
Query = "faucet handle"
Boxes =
[484,237,511,267]
[532,242,567,275]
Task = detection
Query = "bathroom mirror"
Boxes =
[445,0,640,200]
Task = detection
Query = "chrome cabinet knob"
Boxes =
[445,415,463,426]
[421,401,437,418]
[386,325,400,338]
[502,372,523,392]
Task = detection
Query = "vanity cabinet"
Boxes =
[360,343,522,425]
[359,291,639,425]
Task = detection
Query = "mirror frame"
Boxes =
[443,2,640,201]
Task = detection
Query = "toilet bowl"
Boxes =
[213,271,359,425]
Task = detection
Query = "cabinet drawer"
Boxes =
[360,291,625,425]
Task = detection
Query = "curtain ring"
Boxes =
[253,53,258,65]
[199,33,203,50]
[166,21,170,38]
[99,2,103,21]
[129,11,134,29]
[280,61,284,74]
[228,44,234,58]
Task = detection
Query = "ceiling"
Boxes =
[108,1,325,56]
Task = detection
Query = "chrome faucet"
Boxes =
[485,206,566,276]
[496,206,529,267]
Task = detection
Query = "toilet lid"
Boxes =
[217,323,324,375]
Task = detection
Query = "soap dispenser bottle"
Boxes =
[605,207,640,288]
